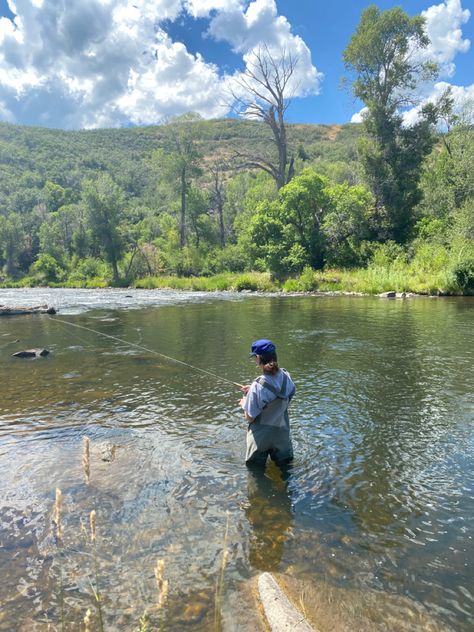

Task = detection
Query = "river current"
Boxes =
[0,288,473,631]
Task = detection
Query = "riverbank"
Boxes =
[2,266,471,295]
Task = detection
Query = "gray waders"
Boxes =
[245,371,294,467]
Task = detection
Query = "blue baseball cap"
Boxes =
[249,339,276,357]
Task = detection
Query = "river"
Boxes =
[0,288,473,631]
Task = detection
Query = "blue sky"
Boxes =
[0,0,472,129]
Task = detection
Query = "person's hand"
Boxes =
[240,384,251,394]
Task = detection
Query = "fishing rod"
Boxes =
[51,316,245,390]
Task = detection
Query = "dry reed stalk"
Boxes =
[82,436,90,484]
[53,488,63,543]
[90,510,96,544]
[214,512,230,632]
[89,509,104,632]
[83,608,92,632]
[52,488,65,632]
[80,516,87,540]
[154,559,169,609]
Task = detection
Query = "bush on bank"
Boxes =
[1,241,472,295]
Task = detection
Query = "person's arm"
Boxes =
[240,381,263,423]
[239,393,255,422]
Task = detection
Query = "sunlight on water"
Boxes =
[0,289,473,631]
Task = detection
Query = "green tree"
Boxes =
[279,169,330,269]
[82,173,126,281]
[246,169,330,277]
[322,183,375,267]
[42,181,74,212]
[187,185,213,248]
[420,119,474,219]
[343,5,439,242]
[0,213,25,277]
[156,114,203,248]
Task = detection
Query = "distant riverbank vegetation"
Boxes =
[1,7,473,296]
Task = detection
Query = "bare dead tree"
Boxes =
[230,44,298,189]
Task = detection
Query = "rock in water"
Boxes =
[99,443,116,462]
[12,349,50,358]
[0,305,56,316]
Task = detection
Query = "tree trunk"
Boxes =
[180,166,186,248]
[218,198,225,248]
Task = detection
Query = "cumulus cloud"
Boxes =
[402,81,474,126]
[0,0,321,128]
[422,0,470,76]
[351,108,368,124]
[210,0,322,101]
[116,37,226,124]
[401,0,472,124]
[0,0,191,127]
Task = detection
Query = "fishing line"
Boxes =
[50,316,245,390]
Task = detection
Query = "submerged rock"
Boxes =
[179,601,208,625]
[98,442,116,462]
[12,349,50,358]
[378,291,396,299]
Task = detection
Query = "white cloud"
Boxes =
[401,1,472,125]
[0,98,14,122]
[116,37,227,124]
[422,0,470,76]
[351,107,368,124]
[402,81,474,126]
[210,0,322,101]
[417,0,471,82]
[0,0,321,128]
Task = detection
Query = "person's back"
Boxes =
[240,339,295,467]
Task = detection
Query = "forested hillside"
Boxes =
[0,114,472,294]
[0,4,473,295]
[0,117,363,283]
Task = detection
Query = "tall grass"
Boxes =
[134,272,276,292]
[281,264,459,295]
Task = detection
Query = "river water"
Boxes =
[0,288,473,631]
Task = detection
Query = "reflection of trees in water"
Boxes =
[244,464,293,571]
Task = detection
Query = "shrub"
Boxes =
[204,245,247,274]
[283,266,319,292]
[68,257,110,282]
[30,253,65,283]
[450,258,474,291]
[370,241,407,269]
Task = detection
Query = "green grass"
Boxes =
[0,267,467,295]
[280,265,458,295]
[134,272,277,292]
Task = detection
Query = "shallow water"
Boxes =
[0,289,473,631]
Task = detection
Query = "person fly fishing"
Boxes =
[239,339,295,467]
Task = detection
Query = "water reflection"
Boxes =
[245,464,293,571]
